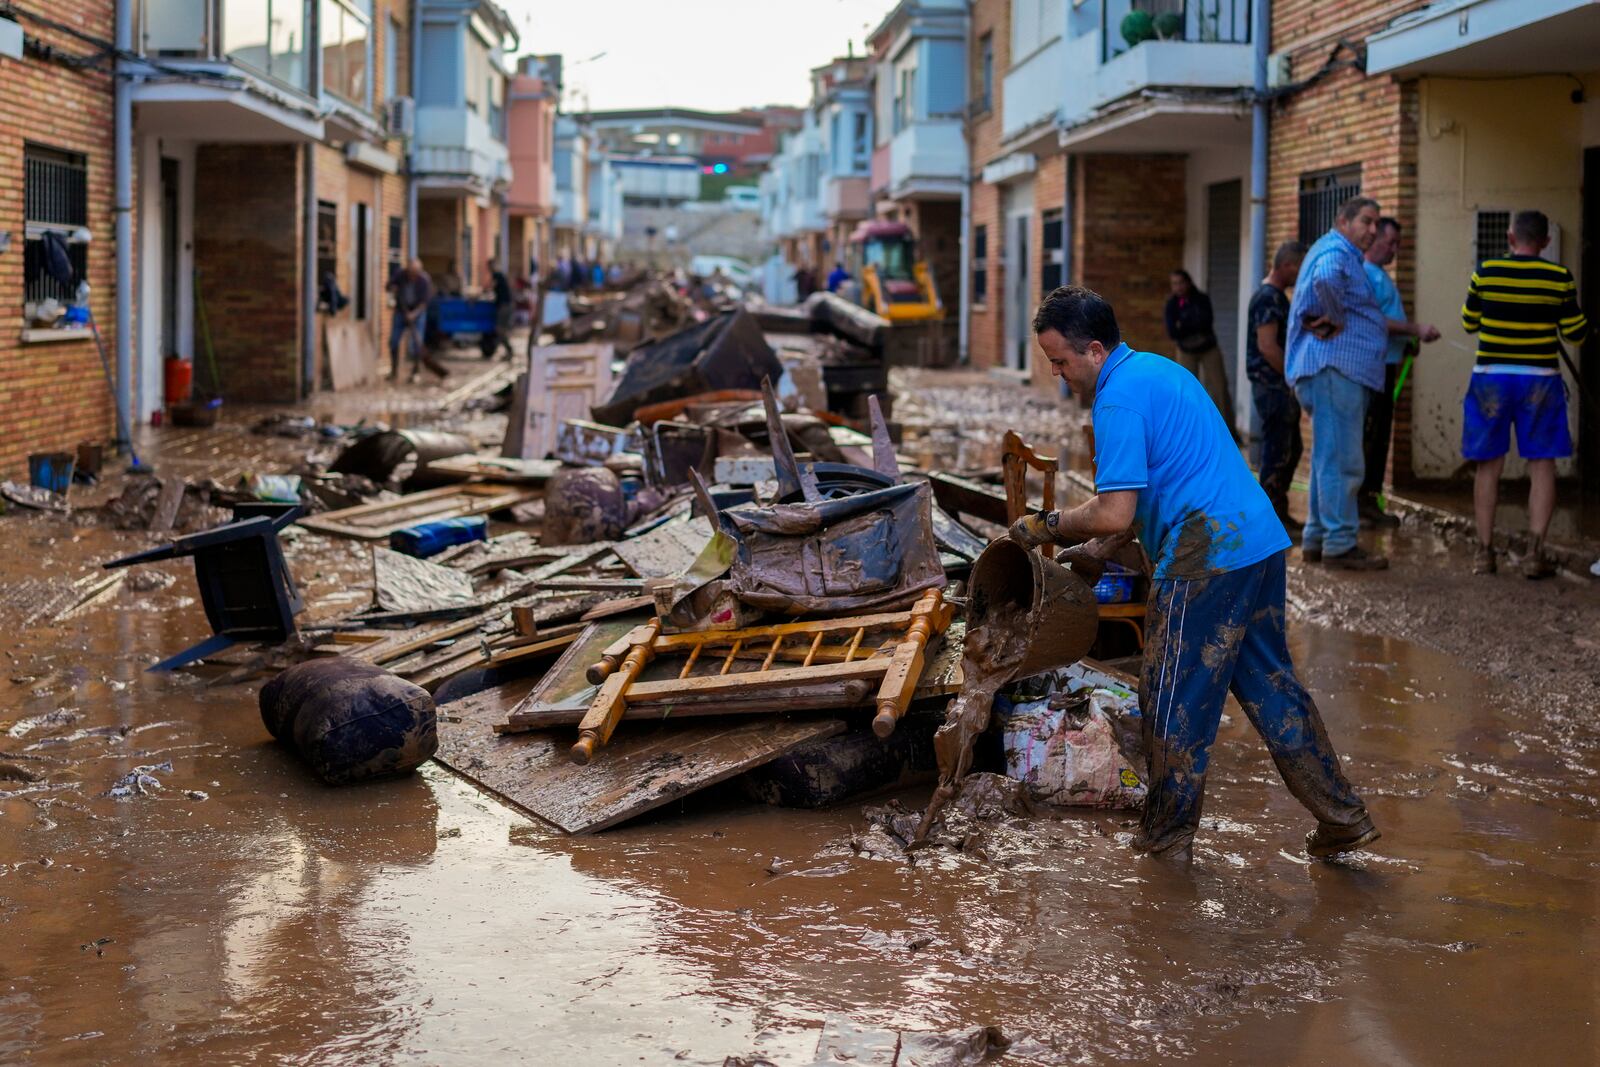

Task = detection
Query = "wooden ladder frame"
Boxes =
[569,588,953,764]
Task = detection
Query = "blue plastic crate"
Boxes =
[1092,561,1137,605]
[433,297,497,335]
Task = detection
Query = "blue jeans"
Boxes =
[389,310,425,372]
[1137,551,1369,853]
[1294,367,1371,555]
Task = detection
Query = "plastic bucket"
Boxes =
[966,537,1100,681]
[164,356,193,407]
[28,452,75,494]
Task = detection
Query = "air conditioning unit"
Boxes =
[385,96,415,139]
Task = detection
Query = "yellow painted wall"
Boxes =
[1412,74,1589,479]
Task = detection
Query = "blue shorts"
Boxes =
[1461,372,1572,461]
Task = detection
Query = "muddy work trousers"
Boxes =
[1136,550,1369,854]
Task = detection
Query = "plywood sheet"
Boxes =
[372,546,476,613]
[326,319,377,390]
[434,687,845,833]
[612,516,714,579]
[427,454,563,484]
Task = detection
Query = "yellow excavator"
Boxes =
[851,221,944,323]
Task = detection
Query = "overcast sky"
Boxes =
[500,0,890,112]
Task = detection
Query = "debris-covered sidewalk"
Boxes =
[5,276,1600,1065]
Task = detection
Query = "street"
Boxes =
[3,368,1598,1065]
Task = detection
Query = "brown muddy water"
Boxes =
[5,517,1600,1065]
[5,375,1600,1064]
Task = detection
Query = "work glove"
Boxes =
[1008,509,1061,549]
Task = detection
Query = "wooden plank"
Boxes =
[300,485,534,541]
[149,477,185,533]
[434,692,846,833]
[435,362,520,410]
[579,595,655,621]
[349,609,500,665]
[485,630,582,666]
[622,658,888,700]
[500,680,874,731]
[612,516,714,579]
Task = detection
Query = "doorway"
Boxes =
[1003,179,1035,373]
[160,157,180,357]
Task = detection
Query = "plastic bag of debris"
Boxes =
[996,671,1145,810]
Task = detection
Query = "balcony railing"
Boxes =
[1102,0,1250,62]
[137,0,311,93]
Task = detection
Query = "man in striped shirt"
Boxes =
[1460,210,1587,578]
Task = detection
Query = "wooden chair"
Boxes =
[1001,430,1146,650]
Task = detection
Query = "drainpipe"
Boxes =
[1245,0,1271,433]
[113,0,134,450]
[301,0,319,399]
[302,143,317,397]
[1249,0,1270,287]
[499,195,510,273]
[957,166,971,366]
[407,8,421,260]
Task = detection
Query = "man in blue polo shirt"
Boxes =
[1010,285,1378,860]
[1286,196,1390,569]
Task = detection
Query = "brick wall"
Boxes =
[194,144,302,402]
[0,0,117,477]
[1075,153,1187,358]
[966,0,1009,369]
[1270,0,1427,482]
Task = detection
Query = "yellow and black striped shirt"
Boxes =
[1461,255,1588,371]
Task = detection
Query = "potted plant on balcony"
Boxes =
[1120,9,1156,49]
[1153,11,1184,39]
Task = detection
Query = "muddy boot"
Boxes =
[1323,546,1388,571]
[1472,542,1496,575]
[1358,496,1401,529]
[1305,814,1381,858]
[1521,538,1556,580]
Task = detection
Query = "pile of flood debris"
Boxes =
[12,277,1156,840]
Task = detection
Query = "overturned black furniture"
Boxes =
[103,505,304,671]
[592,308,781,426]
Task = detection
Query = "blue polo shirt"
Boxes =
[1093,343,1290,579]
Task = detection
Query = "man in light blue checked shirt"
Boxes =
[1285,196,1390,570]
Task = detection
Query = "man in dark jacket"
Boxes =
[1164,269,1235,433]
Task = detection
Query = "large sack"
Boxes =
[259,659,437,784]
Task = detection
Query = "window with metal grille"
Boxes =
[1041,208,1065,296]
[972,224,988,305]
[1296,165,1361,245]
[23,144,89,307]
[387,215,403,280]
[1474,210,1511,265]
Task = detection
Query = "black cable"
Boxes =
[4,2,248,86]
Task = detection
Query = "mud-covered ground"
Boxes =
[3,364,1599,1065]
